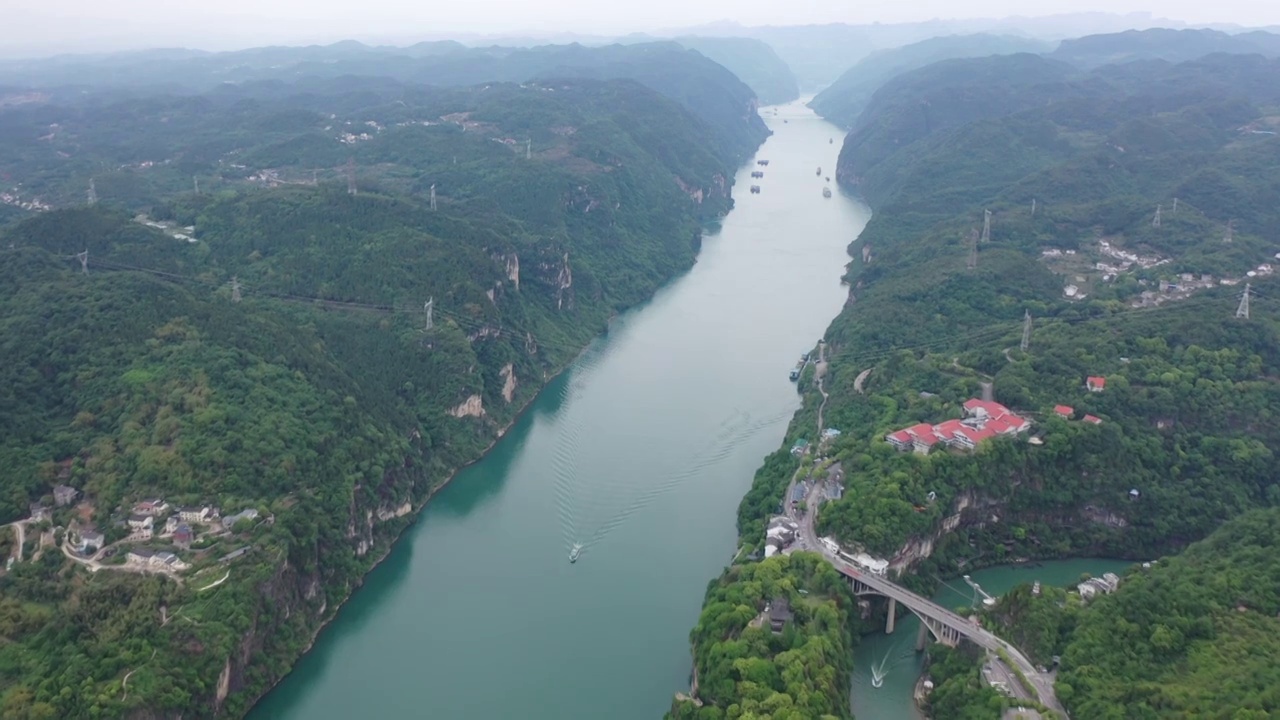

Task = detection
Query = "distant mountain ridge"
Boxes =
[1051,27,1280,67]
[672,36,799,105]
[0,41,769,164]
[809,34,1054,129]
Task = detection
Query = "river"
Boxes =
[850,558,1136,720]
[249,100,870,719]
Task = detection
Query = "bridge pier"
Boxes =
[916,620,929,651]
[885,597,897,634]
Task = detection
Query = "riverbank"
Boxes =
[240,213,733,715]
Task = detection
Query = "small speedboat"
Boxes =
[569,543,583,563]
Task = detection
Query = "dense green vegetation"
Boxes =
[1056,508,1280,718]
[808,34,1051,129]
[678,43,1280,720]
[982,509,1280,718]
[0,68,756,718]
[921,644,1007,720]
[665,553,861,720]
[0,41,768,172]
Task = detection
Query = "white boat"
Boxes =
[569,543,582,563]
[823,187,833,198]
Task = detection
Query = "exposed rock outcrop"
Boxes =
[506,253,520,289]
[449,394,485,418]
[500,363,517,403]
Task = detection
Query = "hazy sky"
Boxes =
[6,0,1280,57]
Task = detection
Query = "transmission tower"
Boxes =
[345,157,357,195]
[87,178,97,205]
[1224,220,1234,243]
[424,297,434,331]
[1031,198,1037,217]
[1172,197,1178,214]
[981,209,992,243]
[430,183,437,211]
[193,176,200,195]
[77,250,89,274]
[1020,310,1033,352]
[967,229,979,270]
[1152,204,1161,228]
[231,276,242,303]
[526,138,532,160]
[312,169,319,186]
[1236,283,1251,320]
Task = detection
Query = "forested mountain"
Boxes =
[835,54,1082,190]
[0,71,756,718]
[976,509,1280,719]
[1050,27,1280,68]
[1056,508,1280,718]
[671,50,1280,720]
[0,41,769,165]
[808,34,1052,129]
[674,37,799,106]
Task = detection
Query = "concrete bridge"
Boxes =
[825,553,1066,717]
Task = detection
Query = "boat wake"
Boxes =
[557,406,793,553]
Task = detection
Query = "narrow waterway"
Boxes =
[850,558,1136,720]
[250,101,870,719]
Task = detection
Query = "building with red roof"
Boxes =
[1054,405,1074,419]
[886,429,913,451]
[1083,414,1103,425]
[885,398,1032,454]
[1087,376,1106,392]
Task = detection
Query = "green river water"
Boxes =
[250,101,873,719]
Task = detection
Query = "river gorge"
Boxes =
[250,100,872,719]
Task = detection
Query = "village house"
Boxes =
[886,399,1031,455]
[219,546,252,564]
[132,498,170,516]
[1054,405,1074,419]
[179,506,213,524]
[767,597,793,634]
[221,508,260,531]
[174,523,193,549]
[127,514,154,540]
[53,484,78,507]
[764,516,799,558]
[153,551,189,572]
[76,530,104,554]
[164,515,180,535]
[1084,414,1103,425]
[28,503,49,523]
[126,548,188,572]
[1087,376,1107,392]
[126,548,156,565]
[1077,572,1121,600]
